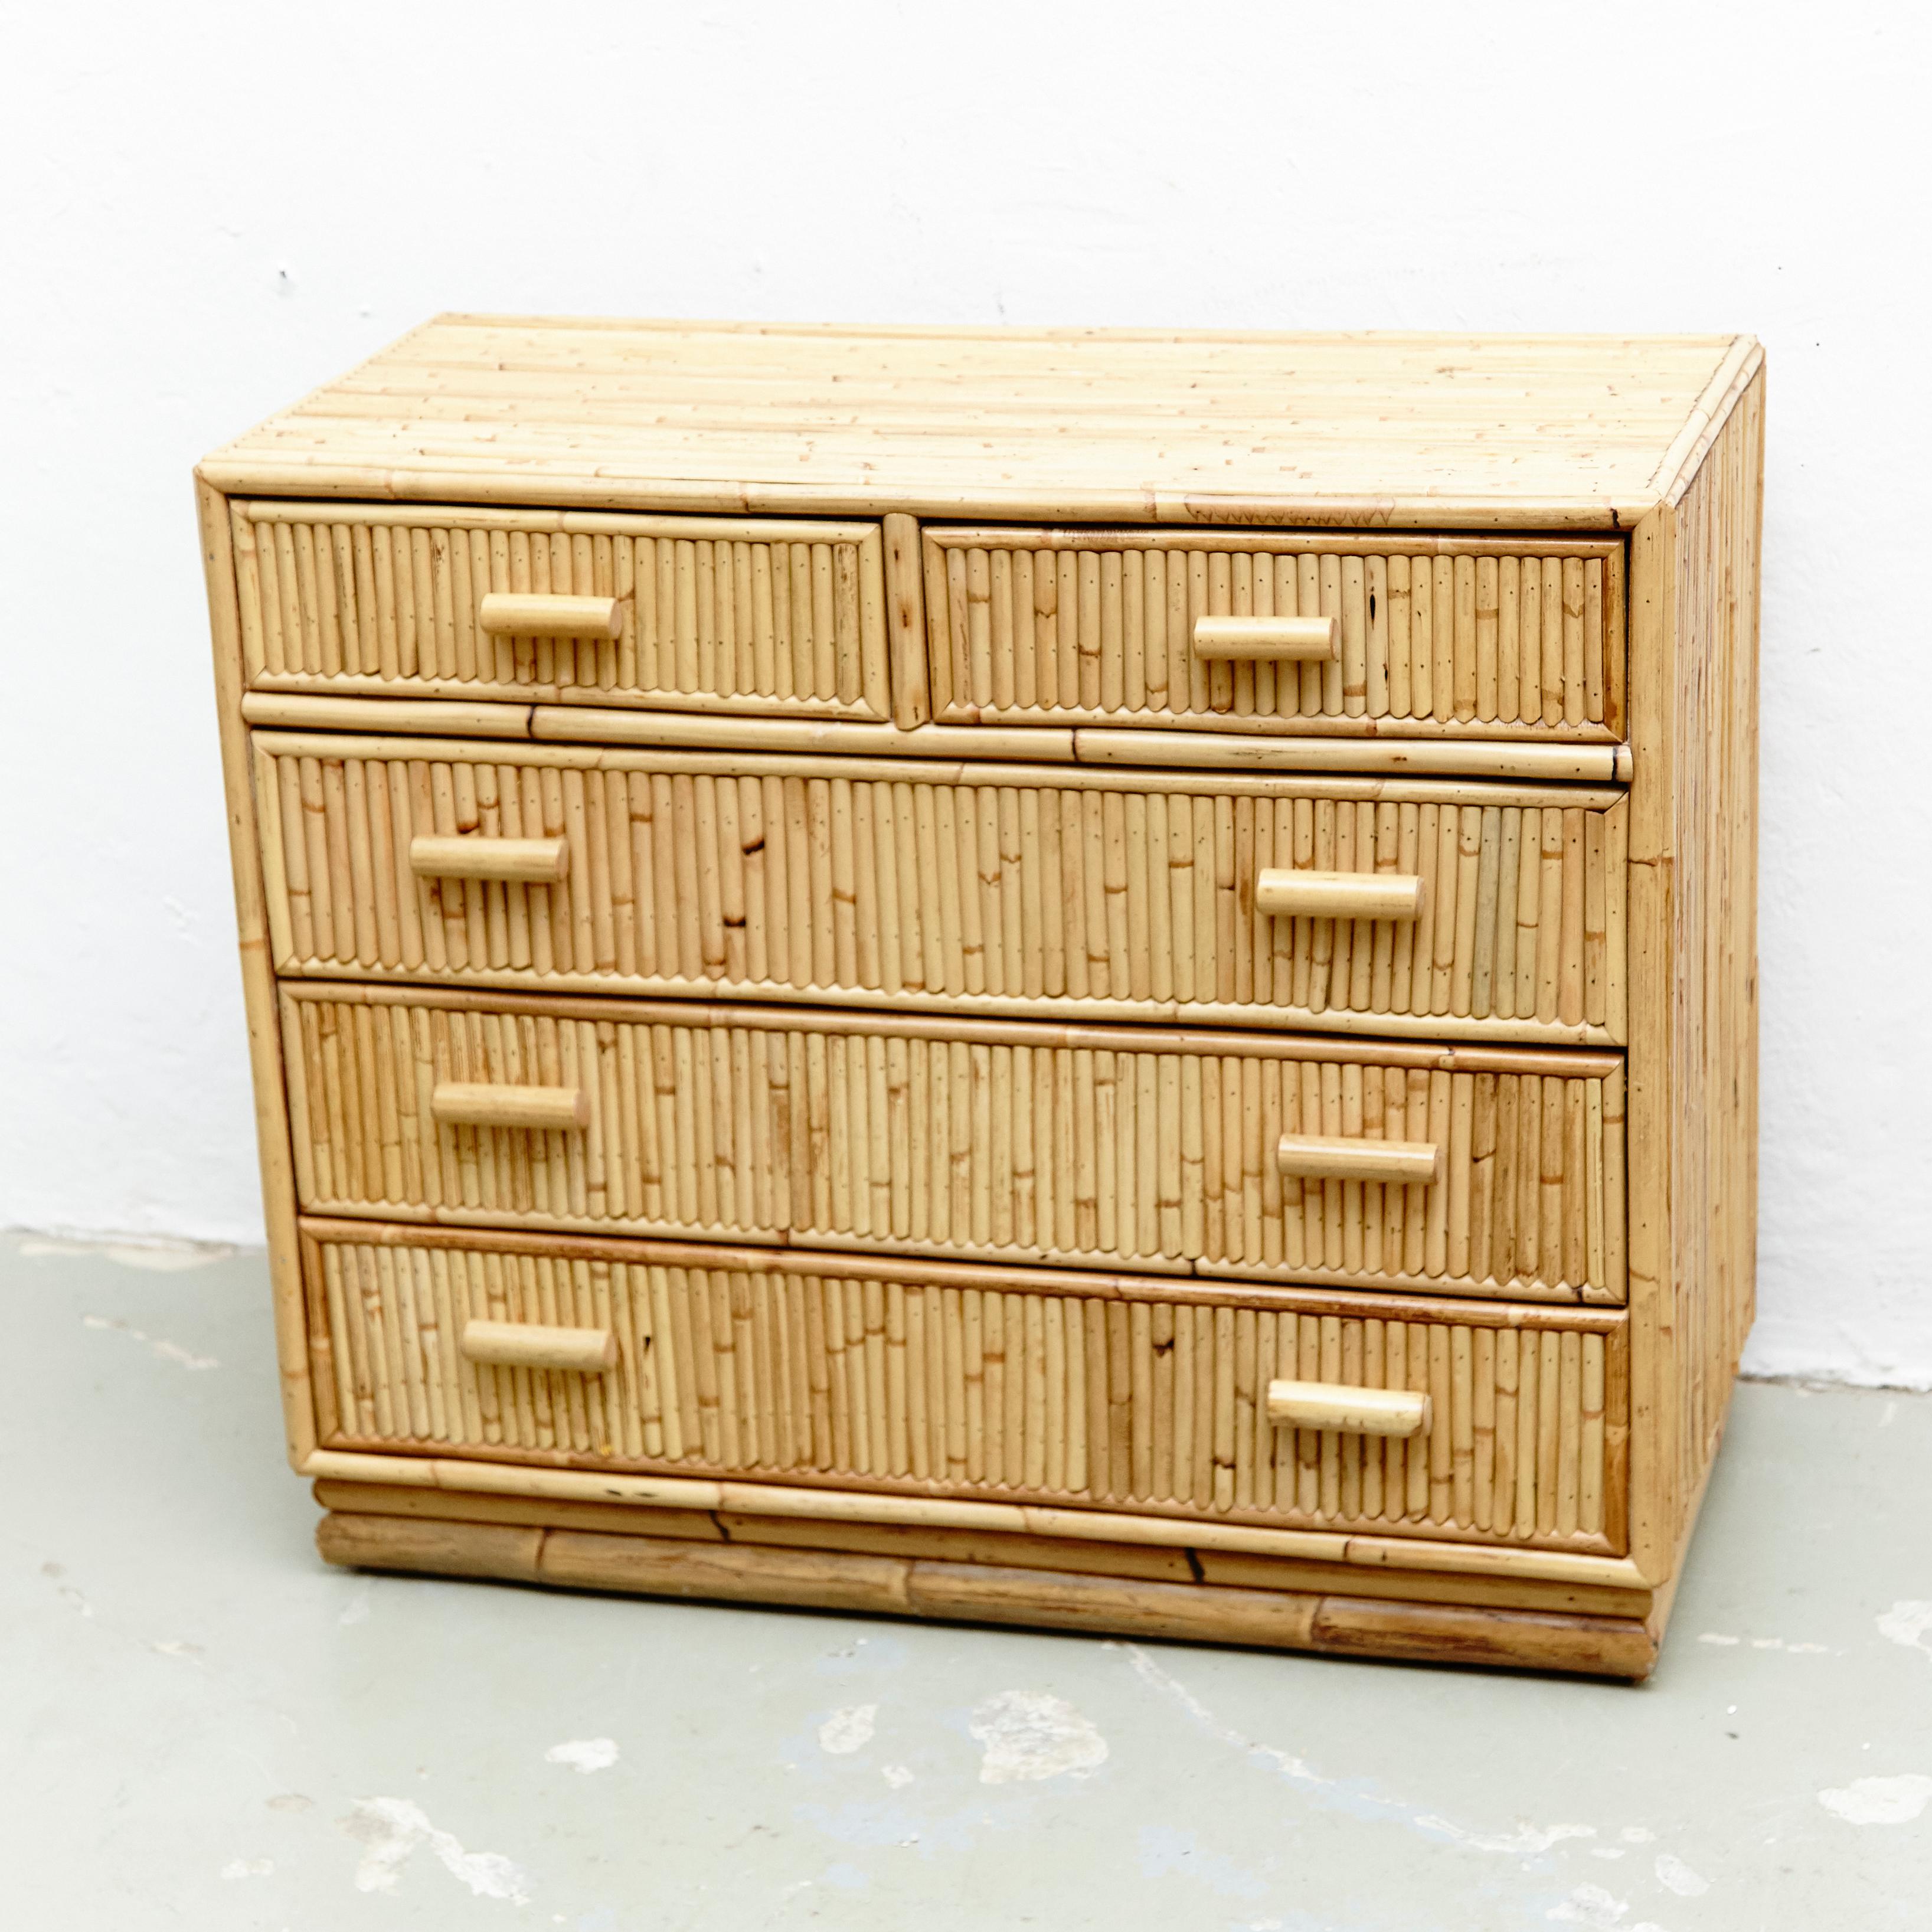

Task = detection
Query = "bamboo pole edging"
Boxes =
[530,711,1085,761]
[193,456,1663,531]
[235,666,1630,786]
[313,1478,1657,1616]
[276,978,1627,1078]
[198,478,316,1469]
[241,693,538,738]
[925,526,1629,563]
[249,725,1630,809]
[293,1214,1630,1333]
[271,964,1623,1050]
[305,1436,1623,1560]
[296,1448,1649,1588]
[1624,504,1674,1583]
[302,1426,1624,1559]
[1647,336,1764,505]
[1064,716,1625,748]
[236,497,887,547]
[285,1199,1617,1308]
[251,682,881,724]
[1071,732,1633,785]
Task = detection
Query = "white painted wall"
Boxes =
[4,3,1927,1384]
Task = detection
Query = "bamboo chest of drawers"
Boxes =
[200,319,1762,1678]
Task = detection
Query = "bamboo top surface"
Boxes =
[200,315,1761,528]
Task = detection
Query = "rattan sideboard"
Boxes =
[198,320,1762,1678]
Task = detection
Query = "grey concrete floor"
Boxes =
[3,1233,1928,1930]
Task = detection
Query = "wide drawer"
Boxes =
[231,502,891,720]
[301,1222,1627,1555]
[284,988,1624,1304]
[924,528,1623,740]
[255,734,1627,1045]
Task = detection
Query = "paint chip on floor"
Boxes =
[1545,1882,1669,1930]
[969,1691,1109,1785]
[1817,1774,1932,1825]
[1876,1601,1932,1662]
[1653,1852,1708,1896]
[342,1797,531,1902]
[21,1233,233,1270]
[544,1738,619,1774]
[818,1704,878,1755]
[882,1764,914,1788]
[81,1313,217,1370]
[1424,1817,1598,1857]
[1697,1632,1831,1653]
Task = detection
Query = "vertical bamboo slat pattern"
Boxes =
[1650,372,1764,1538]
[925,530,1622,740]
[282,990,1624,1302]
[231,504,891,720]
[254,736,1625,1044]
[303,1225,1624,1552]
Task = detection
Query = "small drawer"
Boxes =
[924,527,1623,741]
[231,502,891,720]
[301,1221,1627,1556]
[254,734,1627,1045]
[283,988,1626,1305]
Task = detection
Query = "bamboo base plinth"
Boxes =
[314,1492,1658,1680]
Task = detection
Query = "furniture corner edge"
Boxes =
[197,476,318,1466]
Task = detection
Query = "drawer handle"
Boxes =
[409,835,570,884]
[1276,1135,1442,1184]
[431,1083,590,1130]
[461,1318,616,1372]
[1266,1379,1431,1438]
[1255,868,1425,922]
[1191,614,1340,661]
[476,591,623,640]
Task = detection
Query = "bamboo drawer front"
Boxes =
[204,321,1764,1676]
[925,529,1623,741]
[253,734,1626,1045]
[300,1223,1627,1556]
[282,987,1624,1304]
[231,502,893,720]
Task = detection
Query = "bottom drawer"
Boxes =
[301,1221,1627,1556]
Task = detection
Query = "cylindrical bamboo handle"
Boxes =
[1266,1379,1431,1437]
[1191,614,1340,661]
[460,1318,617,1373]
[1254,869,1426,922]
[431,1083,591,1130]
[476,592,623,640]
[408,835,570,883]
[1276,1135,1443,1184]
